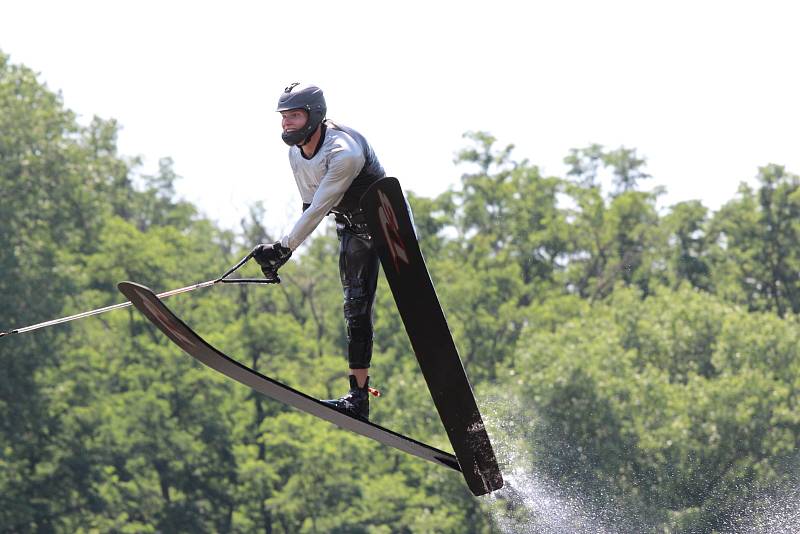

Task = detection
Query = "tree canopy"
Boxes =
[2,50,800,533]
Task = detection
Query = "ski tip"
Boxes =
[117,281,150,303]
[117,280,152,294]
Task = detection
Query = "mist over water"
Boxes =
[478,394,800,534]
[718,483,800,534]
[480,394,639,533]
[487,462,622,533]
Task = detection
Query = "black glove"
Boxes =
[252,242,292,281]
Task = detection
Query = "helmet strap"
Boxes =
[298,123,324,149]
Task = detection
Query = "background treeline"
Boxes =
[2,51,800,533]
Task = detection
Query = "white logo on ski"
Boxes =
[377,189,410,272]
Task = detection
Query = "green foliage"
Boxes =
[3,50,800,533]
[0,49,127,531]
[513,287,800,531]
[562,145,666,299]
[710,164,800,316]
[565,143,651,194]
[662,200,712,291]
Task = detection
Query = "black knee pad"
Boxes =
[346,321,373,369]
[343,288,372,319]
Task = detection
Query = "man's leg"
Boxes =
[340,228,380,374]
[322,226,380,418]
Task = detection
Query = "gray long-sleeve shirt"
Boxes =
[280,121,385,250]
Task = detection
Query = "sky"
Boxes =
[2,0,799,237]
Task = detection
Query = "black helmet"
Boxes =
[277,83,326,146]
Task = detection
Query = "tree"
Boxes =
[564,178,663,299]
[565,144,650,195]
[510,286,800,531]
[710,164,800,316]
[0,49,126,530]
[662,200,712,291]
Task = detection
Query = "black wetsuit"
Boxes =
[280,120,385,369]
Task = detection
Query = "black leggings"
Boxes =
[337,221,380,369]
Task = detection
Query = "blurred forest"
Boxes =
[2,50,800,533]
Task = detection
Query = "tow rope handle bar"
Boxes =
[0,249,273,339]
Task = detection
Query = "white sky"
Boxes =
[2,0,799,236]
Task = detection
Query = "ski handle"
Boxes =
[0,248,275,338]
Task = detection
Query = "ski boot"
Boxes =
[322,375,378,421]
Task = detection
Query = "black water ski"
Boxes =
[360,177,504,496]
[118,281,460,473]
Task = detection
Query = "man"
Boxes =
[253,83,385,421]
